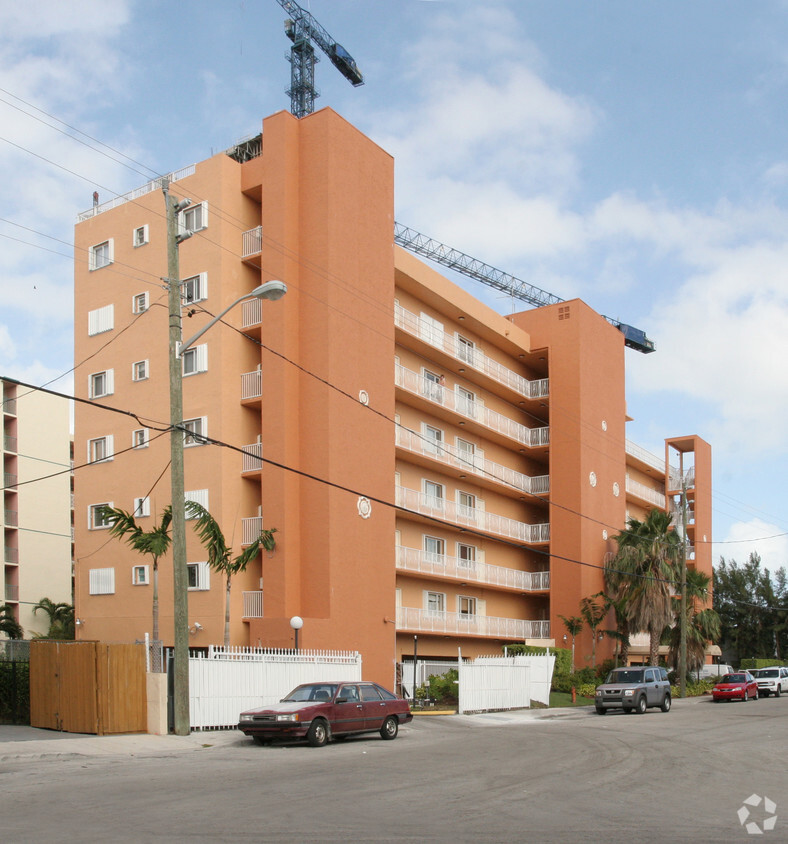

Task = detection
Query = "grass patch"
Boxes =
[550,690,595,708]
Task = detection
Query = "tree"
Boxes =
[612,509,680,666]
[100,505,172,642]
[186,501,277,647]
[665,569,720,675]
[579,593,608,667]
[32,598,75,639]
[559,614,584,673]
[0,604,23,639]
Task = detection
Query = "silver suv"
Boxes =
[754,666,788,698]
[594,666,671,715]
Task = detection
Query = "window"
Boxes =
[421,369,444,403]
[422,424,443,455]
[419,312,444,347]
[88,435,113,463]
[187,561,210,590]
[89,568,115,594]
[88,304,114,336]
[132,292,149,314]
[425,591,445,615]
[132,360,149,381]
[182,344,208,376]
[182,417,208,447]
[423,480,444,510]
[133,225,149,247]
[89,503,113,529]
[180,201,208,234]
[456,438,476,468]
[424,535,445,564]
[456,386,476,418]
[132,565,149,585]
[182,273,208,304]
[89,239,114,271]
[459,596,476,616]
[132,428,149,449]
[133,497,150,518]
[458,491,476,518]
[457,543,476,568]
[184,489,209,519]
[89,369,114,399]
[456,335,476,364]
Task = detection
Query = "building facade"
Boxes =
[2,377,73,638]
[72,108,712,686]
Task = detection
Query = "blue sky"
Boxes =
[1,0,787,572]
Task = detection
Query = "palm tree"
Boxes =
[579,594,608,667]
[100,505,172,642]
[612,509,680,666]
[186,501,277,647]
[666,569,721,675]
[0,603,24,639]
[559,614,584,673]
[32,597,75,639]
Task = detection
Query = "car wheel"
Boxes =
[635,695,647,714]
[743,690,749,702]
[252,736,269,746]
[380,715,399,740]
[307,719,329,747]
[661,694,671,713]
[595,706,606,715]
[776,687,781,698]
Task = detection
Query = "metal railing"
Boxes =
[4,583,19,601]
[396,485,549,545]
[4,546,18,564]
[3,397,16,415]
[396,606,550,639]
[241,443,263,473]
[4,509,18,527]
[241,370,262,400]
[395,426,548,496]
[242,591,263,618]
[395,303,548,399]
[4,472,17,489]
[242,297,262,329]
[4,435,17,453]
[395,365,549,449]
[625,475,666,509]
[242,226,262,257]
[396,546,549,591]
[241,517,263,546]
[625,440,664,473]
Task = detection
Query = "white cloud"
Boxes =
[716,518,788,572]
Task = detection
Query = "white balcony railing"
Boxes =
[626,440,665,473]
[242,226,262,258]
[242,297,262,329]
[241,442,263,473]
[625,475,666,510]
[395,426,548,496]
[395,365,549,449]
[242,591,263,618]
[241,517,263,546]
[241,370,262,400]
[396,546,549,591]
[397,606,550,639]
[395,303,548,399]
[396,485,549,545]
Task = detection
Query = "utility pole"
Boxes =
[163,179,191,736]
[679,477,689,699]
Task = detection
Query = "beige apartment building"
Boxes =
[72,108,712,686]
[2,377,73,638]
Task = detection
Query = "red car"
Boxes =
[712,672,759,702]
[238,681,413,747]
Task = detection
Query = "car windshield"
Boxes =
[721,674,747,683]
[606,669,645,684]
[761,669,778,677]
[283,684,337,702]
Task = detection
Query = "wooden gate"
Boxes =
[30,641,147,735]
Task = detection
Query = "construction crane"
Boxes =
[275,0,364,119]
[394,223,656,354]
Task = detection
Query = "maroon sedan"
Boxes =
[712,672,759,702]
[238,681,413,747]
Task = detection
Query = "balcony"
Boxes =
[397,606,550,639]
[395,303,548,400]
[626,440,664,474]
[241,370,262,402]
[3,397,16,415]
[395,426,548,497]
[241,442,264,474]
[242,226,262,265]
[4,435,17,453]
[242,297,262,330]
[242,590,263,618]
[4,546,18,564]
[396,485,549,545]
[4,509,18,527]
[4,472,17,490]
[396,545,549,592]
[241,516,263,546]
[4,583,18,602]
[625,474,666,510]
[395,365,549,449]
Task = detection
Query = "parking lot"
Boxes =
[1,694,785,842]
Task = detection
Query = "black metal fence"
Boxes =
[0,640,30,724]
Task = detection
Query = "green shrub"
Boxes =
[740,658,788,670]
[577,683,597,698]
[596,658,616,680]
[426,669,459,706]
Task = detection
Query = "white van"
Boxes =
[699,664,734,679]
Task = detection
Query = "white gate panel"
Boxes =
[476,654,555,707]
[458,662,530,714]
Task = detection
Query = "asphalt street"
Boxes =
[1,696,784,843]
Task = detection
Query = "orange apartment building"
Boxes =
[73,107,712,687]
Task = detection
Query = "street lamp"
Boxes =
[165,181,286,735]
[290,616,303,653]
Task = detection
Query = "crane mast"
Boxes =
[275,0,363,119]
[394,223,655,354]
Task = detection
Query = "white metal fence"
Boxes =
[188,648,362,730]
[459,659,531,714]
